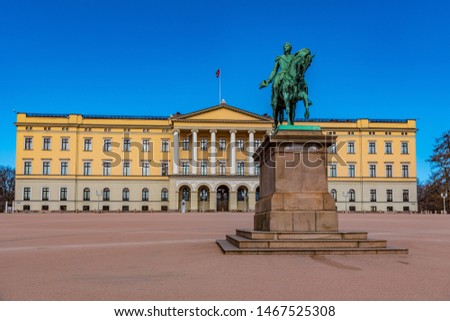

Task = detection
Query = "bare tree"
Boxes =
[0,166,15,212]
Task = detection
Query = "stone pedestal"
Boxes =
[254,129,337,232]
[216,128,408,255]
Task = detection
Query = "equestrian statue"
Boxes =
[260,42,315,128]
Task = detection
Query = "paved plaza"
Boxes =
[0,212,449,300]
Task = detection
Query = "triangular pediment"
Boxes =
[171,104,272,122]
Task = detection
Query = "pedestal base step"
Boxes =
[216,230,408,255]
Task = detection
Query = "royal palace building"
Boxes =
[14,103,418,213]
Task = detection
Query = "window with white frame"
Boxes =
[182,161,190,175]
[103,162,111,176]
[122,188,130,201]
[329,163,337,177]
[200,138,208,151]
[161,188,168,201]
[385,142,392,154]
[403,189,409,202]
[369,164,377,177]
[348,164,355,177]
[142,161,150,176]
[42,161,50,175]
[237,161,245,175]
[368,142,376,154]
[43,137,51,150]
[83,162,91,176]
[402,164,409,178]
[84,138,92,151]
[24,161,32,175]
[219,139,226,151]
[200,160,208,175]
[401,142,409,154]
[182,137,190,150]
[161,161,168,176]
[123,161,130,176]
[161,140,169,152]
[123,139,131,152]
[142,188,149,201]
[329,143,337,154]
[254,139,261,149]
[23,187,31,201]
[347,141,355,154]
[103,188,110,201]
[42,187,50,201]
[385,164,393,178]
[103,139,111,151]
[60,161,68,175]
[60,187,68,201]
[219,161,226,175]
[370,189,377,202]
[24,137,33,150]
[386,189,393,202]
[349,189,356,202]
[330,189,337,201]
[142,139,150,152]
[237,139,244,151]
[61,138,69,151]
[83,188,90,201]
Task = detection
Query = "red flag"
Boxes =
[216,68,220,78]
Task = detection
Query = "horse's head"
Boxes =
[293,48,314,78]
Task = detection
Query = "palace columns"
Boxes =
[173,130,180,175]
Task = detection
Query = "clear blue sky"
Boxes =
[1,0,449,182]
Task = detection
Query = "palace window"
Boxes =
[402,164,409,178]
[181,187,190,201]
[219,139,226,151]
[123,139,131,152]
[24,137,33,150]
[84,138,92,151]
[348,164,355,178]
[200,160,208,175]
[182,138,190,150]
[387,189,393,202]
[123,161,130,176]
[161,161,168,176]
[24,187,31,201]
[403,189,410,202]
[103,162,111,176]
[42,187,50,201]
[142,188,149,201]
[329,143,337,154]
[60,187,68,201]
[330,189,337,201]
[43,161,50,175]
[182,161,190,175]
[103,139,112,151]
[237,139,245,151]
[142,139,150,152]
[401,142,409,154]
[237,161,245,176]
[103,188,110,201]
[368,142,376,154]
[254,139,262,149]
[161,140,169,152]
[349,189,356,202]
[369,164,377,178]
[219,161,226,175]
[161,188,168,201]
[83,188,90,201]
[24,161,32,175]
[347,142,355,154]
[200,139,208,151]
[60,161,68,175]
[142,161,150,176]
[43,137,51,150]
[329,163,337,177]
[370,189,377,202]
[385,142,392,154]
[122,188,130,201]
[83,162,92,176]
[61,138,69,151]
[386,164,393,178]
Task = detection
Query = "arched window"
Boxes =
[122,188,130,201]
[237,187,248,201]
[83,188,90,201]
[330,189,337,201]
[199,187,208,201]
[161,188,168,201]
[349,189,356,202]
[182,187,190,201]
[142,188,149,201]
[103,188,110,201]
[255,186,260,202]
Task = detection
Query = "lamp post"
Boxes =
[96,190,101,212]
[342,191,349,213]
[441,190,448,214]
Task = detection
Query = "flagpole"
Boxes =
[219,69,222,104]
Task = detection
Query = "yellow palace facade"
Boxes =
[14,103,418,213]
